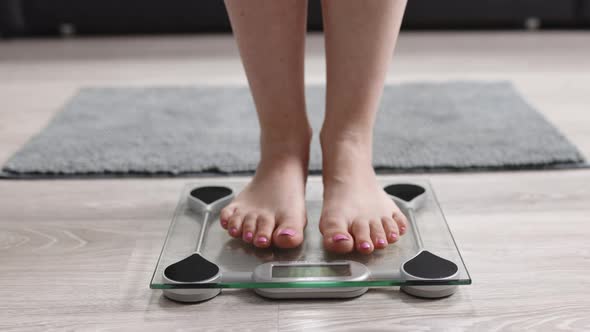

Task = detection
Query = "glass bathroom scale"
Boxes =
[150,178,471,302]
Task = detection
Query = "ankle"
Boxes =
[259,126,312,167]
[319,126,372,149]
[261,124,312,151]
[320,128,372,159]
[320,129,375,184]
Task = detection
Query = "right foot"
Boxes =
[219,134,311,249]
[318,130,408,254]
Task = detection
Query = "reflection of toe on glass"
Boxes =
[384,184,427,249]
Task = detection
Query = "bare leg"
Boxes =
[319,0,409,254]
[220,0,311,248]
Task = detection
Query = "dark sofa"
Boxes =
[1,0,589,37]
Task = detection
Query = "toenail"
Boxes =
[279,229,296,237]
[400,226,406,233]
[221,220,228,227]
[245,232,253,240]
[257,236,268,244]
[360,242,371,249]
[390,232,398,240]
[333,234,349,242]
[230,227,238,235]
[377,239,386,245]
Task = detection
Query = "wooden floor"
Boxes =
[1,32,590,331]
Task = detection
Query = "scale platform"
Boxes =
[150,179,471,302]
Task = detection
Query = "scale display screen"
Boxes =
[272,264,352,278]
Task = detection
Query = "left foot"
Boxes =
[319,131,408,254]
[219,129,311,249]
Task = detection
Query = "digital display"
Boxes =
[272,264,352,278]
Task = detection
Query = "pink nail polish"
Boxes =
[333,234,349,242]
[245,232,253,240]
[230,227,237,235]
[279,229,296,237]
[221,220,228,227]
[390,232,398,240]
[400,226,406,233]
[257,236,268,244]
[361,242,371,249]
[377,239,386,245]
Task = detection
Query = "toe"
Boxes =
[381,217,400,243]
[220,204,236,229]
[227,210,245,238]
[392,209,408,236]
[320,217,354,254]
[273,215,305,249]
[241,213,256,243]
[369,219,388,249]
[254,214,274,248]
[351,219,373,254]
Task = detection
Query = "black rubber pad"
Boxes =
[384,184,426,202]
[402,250,458,279]
[164,254,220,283]
[190,186,232,204]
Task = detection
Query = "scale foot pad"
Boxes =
[400,250,459,299]
[163,288,221,303]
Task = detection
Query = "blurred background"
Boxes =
[1,0,590,36]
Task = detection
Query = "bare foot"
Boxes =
[319,132,408,254]
[219,135,310,249]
